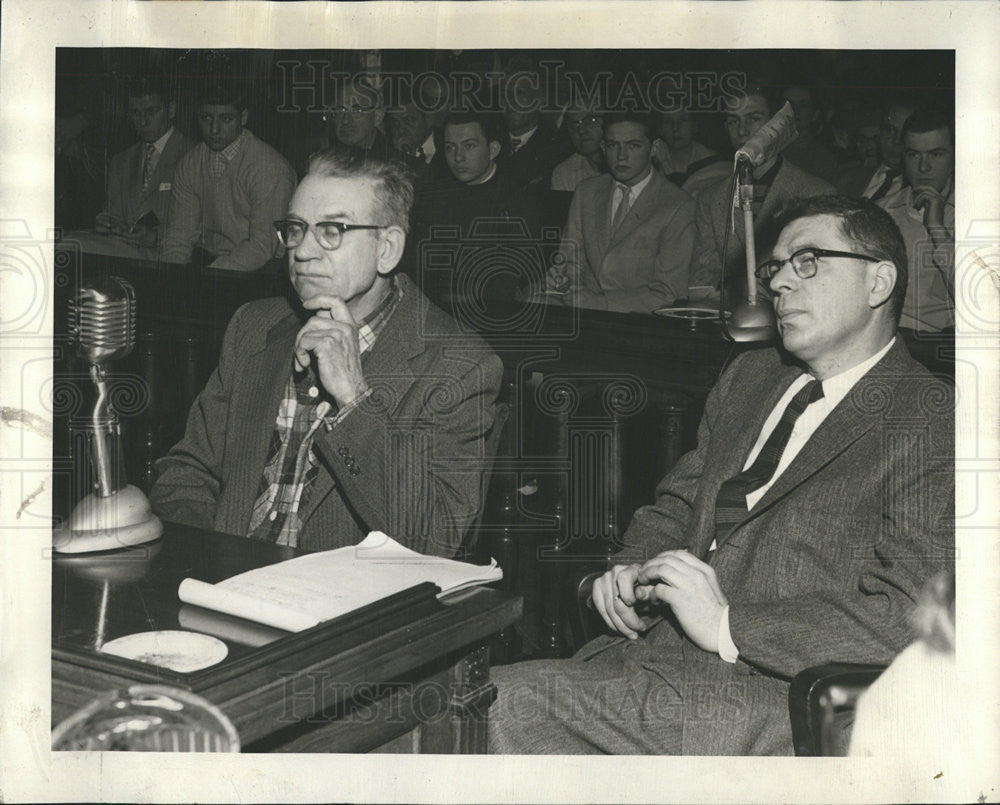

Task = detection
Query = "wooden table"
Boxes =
[52,522,522,752]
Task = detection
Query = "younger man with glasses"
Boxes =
[490,195,953,755]
[550,106,605,193]
[545,111,695,313]
[159,78,297,271]
[151,148,503,556]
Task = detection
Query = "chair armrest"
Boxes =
[788,662,886,756]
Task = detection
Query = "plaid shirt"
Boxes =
[246,279,403,547]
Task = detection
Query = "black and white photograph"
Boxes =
[1,2,997,803]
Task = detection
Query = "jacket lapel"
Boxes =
[725,340,910,535]
[609,171,660,246]
[297,278,425,529]
[591,177,614,262]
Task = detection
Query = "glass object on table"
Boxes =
[51,684,240,752]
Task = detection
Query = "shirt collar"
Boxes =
[356,274,403,353]
[421,131,436,161]
[511,126,538,148]
[150,126,174,154]
[467,161,497,186]
[620,165,654,200]
[814,337,895,409]
[214,129,246,163]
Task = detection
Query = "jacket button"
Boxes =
[350,466,360,476]
[337,446,349,457]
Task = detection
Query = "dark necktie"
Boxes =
[714,378,824,544]
[142,143,157,191]
[869,168,899,202]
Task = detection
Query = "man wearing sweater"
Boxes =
[159,80,297,271]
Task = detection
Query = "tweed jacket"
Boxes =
[610,339,954,753]
[102,128,193,231]
[558,170,696,313]
[688,159,836,290]
[150,274,503,557]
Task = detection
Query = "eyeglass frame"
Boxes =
[567,115,602,131]
[273,219,384,251]
[755,246,882,287]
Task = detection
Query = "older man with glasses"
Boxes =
[151,147,503,557]
[489,194,953,756]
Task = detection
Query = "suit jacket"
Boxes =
[612,340,954,753]
[499,126,573,191]
[150,274,504,557]
[102,128,192,231]
[688,159,835,290]
[559,170,696,313]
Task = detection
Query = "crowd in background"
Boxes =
[55,48,956,332]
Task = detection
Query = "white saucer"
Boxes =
[100,630,228,673]
[653,306,730,320]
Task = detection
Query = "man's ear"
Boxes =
[167,101,177,122]
[869,259,898,309]
[651,137,666,165]
[240,109,249,128]
[376,226,406,275]
[489,140,502,161]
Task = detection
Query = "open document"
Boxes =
[177,532,503,632]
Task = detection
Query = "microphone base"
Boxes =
[725,300,777,343]
[53,485,163,554]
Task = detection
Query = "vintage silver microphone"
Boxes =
[52,277,163,553]
[723,101,799,342]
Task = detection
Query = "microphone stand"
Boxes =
[53,279,162,554]
[724,155,777,342]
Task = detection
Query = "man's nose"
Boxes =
[209,118,221,135]
[769,261,797,293]
[292,226,324,260]
[918,153,932,172]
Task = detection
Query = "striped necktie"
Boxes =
[714,378,824,544]
[142,143,157,191]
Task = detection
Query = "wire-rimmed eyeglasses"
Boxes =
[755,246,881,288]
[273,219,383,251]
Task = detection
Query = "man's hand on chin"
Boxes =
[635,550,728,653]
[293,294,368,408]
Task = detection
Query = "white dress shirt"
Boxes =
[716,337,896,662]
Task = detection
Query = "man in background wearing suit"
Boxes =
[491,195,953,754]
[151,148,503,558]
[546,111,695,313]
[89,77,192,257]
[688,84,835,298]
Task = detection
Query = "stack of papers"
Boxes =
[178,532,502,632]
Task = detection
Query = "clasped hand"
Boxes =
[293,295,368,408]
[591,549,728,652]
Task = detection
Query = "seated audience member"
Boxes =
[328,76,394,159]
[779,85,840,185]
[490,195,954,755]
[857,100,915,202]
[550,106,605,192]
[150,148,503,556]
[546,111,695,313]
[876,106,955,332]
[93,77,192,256]
[408,112,540,304]
[833,109,882,197]
[688,84,835,296]
[385,90,446,185]
[498,71,573,191]
[653,107,728,198]
[159,79,296,271]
